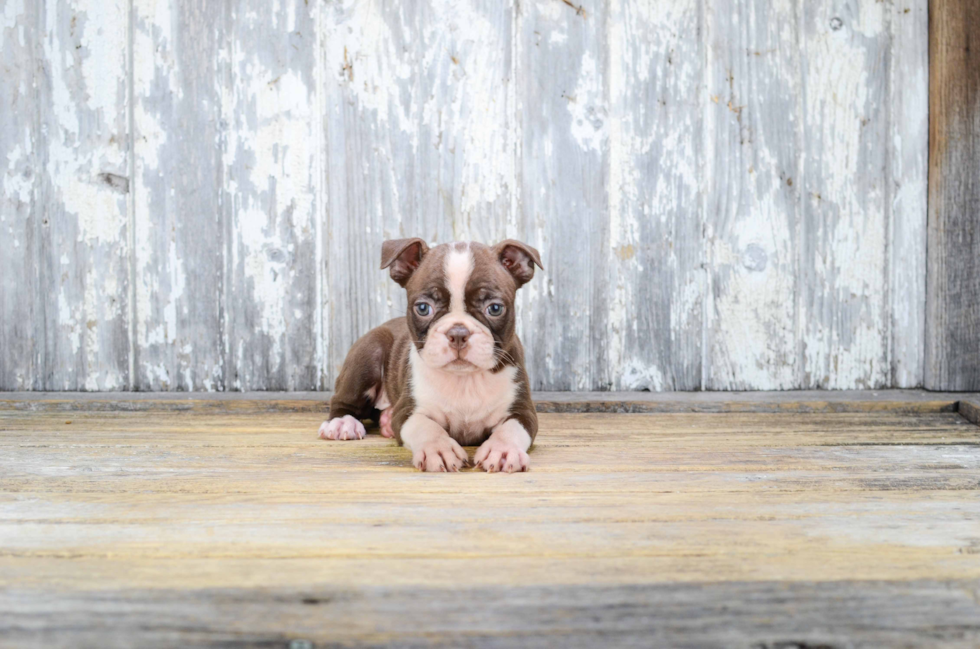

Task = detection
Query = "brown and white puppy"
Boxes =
[317,239,543,473]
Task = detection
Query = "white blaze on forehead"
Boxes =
[444,244,474,314]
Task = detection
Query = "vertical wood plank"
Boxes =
[800,0,889,389]
[888,0,928,388]
[0,0,38,390]
[320,0,420,386]
[416,0,516,246]
[223,0,319,391]
[518,0,606,391]
[703,0,800,390]
[601,0,703,391]
[36,0,131,390]
[132,0,226,391]
[926,0,980,391]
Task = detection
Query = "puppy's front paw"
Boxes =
[412,437,468,472]
[474,438,529,473]
[318,415,366,441]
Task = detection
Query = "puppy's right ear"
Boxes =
[380,238,429,287]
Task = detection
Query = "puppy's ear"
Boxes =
[493,239,543,288]
[380,238,429,287]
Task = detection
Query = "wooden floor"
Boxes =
[2,393,980,648]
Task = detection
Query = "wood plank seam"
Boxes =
[0,396,966,415]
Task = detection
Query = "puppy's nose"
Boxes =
[446,324,471,350]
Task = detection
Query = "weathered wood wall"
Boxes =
[926,0,980,392]
[0,0,930,392]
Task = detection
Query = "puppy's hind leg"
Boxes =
[319,326,393,441]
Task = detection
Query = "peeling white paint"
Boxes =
[33,0,131,390]
[0,0,37,389]
[77,1,127,123]
[605,0,631,387]
[4,140,32,203]
[888,0,928,388]
[703,0,801,390]
[58,291,80,355]
[0,0,931,392]
[218,0,322,390]
[621,359,666,392]
[2,0,26,30]
[801,0,889,389]
[567,51,607,153]
[326,1,415,135]
[419,0,514,231]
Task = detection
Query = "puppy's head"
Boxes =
[380,239,543,373]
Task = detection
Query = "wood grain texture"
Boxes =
[320,0,419,387]
[0,406,978,645]
[889,0,928,388]
[0,0,38,390]
[926,0,980,391]
[223,0,319,391]
[132,0,227,391]
[518,0,606,391]
[0,0,933,392]
[603,0,703,391]
[2,581,978,649]
[35,0,132,390]
[800,0,890,390]
[960,399,980,426]
[416,0,516,245]
[703,0,800,390]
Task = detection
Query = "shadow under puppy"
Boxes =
[318,239,543,473]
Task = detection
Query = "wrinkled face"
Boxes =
[406,243,518,373]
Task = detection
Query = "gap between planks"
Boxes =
[1,390,978,421]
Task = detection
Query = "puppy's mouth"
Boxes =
[444,358,478,372]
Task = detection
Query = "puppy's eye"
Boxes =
[486,303,504,317]
[415,303,431,317]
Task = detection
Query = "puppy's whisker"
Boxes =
[492,348,517,365]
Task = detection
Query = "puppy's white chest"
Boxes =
[410,350,518,445]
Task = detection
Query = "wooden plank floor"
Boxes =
[2,398,980,647]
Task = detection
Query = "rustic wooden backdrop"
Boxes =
[0,0,932,392]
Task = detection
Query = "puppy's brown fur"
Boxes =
[321,239,542,471]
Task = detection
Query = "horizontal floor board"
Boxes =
[2,581,980,649]
[2,401,979,646]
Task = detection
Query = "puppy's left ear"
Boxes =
[380,238,429,287]
[493,240,543,288]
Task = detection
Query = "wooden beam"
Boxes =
[960,398,980,425]
[926,0,980,390]
[0,390,975,415]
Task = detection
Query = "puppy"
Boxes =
[317,239,542,473]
